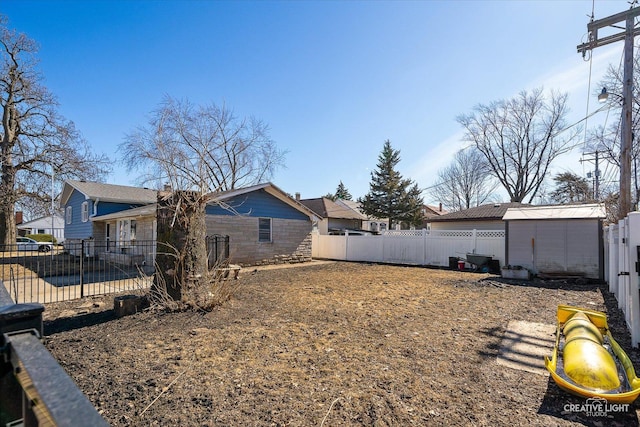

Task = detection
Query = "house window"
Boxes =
[130,220,137,241]
[118,219,131,242]
[66,206,72,224]
[81,201,89,222]
[258,218,272,242]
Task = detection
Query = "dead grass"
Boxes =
[43,262,640,426]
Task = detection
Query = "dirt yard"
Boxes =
[42,261,640,426]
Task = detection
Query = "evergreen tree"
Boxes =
[358,140,424,227]
[334,181,352,200]
[550,172,593,204]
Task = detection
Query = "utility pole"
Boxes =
[578,6,640,220]
[581,150,601,199]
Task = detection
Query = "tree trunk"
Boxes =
[153,190,209,309]
[0,170,16,247]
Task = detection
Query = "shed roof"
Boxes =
[428,202,527,222]
[502,203,606,220]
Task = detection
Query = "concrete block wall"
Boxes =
[206,215,312,267]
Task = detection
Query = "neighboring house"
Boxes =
[61,180,318,267]
[298,197,367,234]
[334,199,389,233]
[502,203,606,280]
[17,213,65,243]
[427,202,527,231]
[420,204,447,229]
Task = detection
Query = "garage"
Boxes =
[502,204,606,280]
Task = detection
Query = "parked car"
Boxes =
[16,237,53,252]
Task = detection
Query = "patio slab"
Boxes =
[497,320,556,375]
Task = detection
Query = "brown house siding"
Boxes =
[205,215,312,266]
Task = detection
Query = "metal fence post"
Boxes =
[80,240,85,298]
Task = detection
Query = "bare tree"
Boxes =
[429,148,498,211]
[457,87,580,203]
[120,95,286,310]
[0,16,109,245]
[120,95,285,194]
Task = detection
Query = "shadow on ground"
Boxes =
[44,310,116,335]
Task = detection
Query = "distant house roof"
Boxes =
[428,202,527,222]
[17,213,65,229]
[423,204,447,218]
[299,197,365,220]
[61,180,158,205]
[503,203,606,220]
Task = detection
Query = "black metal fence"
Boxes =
[0,284,108,426]
[0,236,230,304]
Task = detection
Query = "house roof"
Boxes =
[502,203,606,220]
[68,180,318,222]
[428,202,527,222]
[91,204,157,221]
[207,182,319,220]
[423,204,447,217]
[61,180,157,205]
[17,213,65,229]
[334,199,386,222]
[299,197,365,220]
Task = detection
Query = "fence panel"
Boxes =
[312,229,505,268]
[604,212,640,347]
[312,234,347,260]
[381,234,425,265]
[344,235,385,262]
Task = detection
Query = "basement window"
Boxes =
[258,218,272,242]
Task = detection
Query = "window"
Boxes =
[66,206,72,224]
[81,201,89,222]
[258,218,272,242]
[130,220,137,241]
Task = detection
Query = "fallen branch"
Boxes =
[320,396,342,427]
[139,369,187,417]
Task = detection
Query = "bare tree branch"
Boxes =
[457,87,580,203]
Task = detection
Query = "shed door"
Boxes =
[508,219,601,279]
[507,222,536,271]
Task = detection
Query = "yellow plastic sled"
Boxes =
[544,305,640,404]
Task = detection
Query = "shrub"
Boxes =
[26,233,58,244]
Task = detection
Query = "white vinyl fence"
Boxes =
[312,229,505,268]
[604,212,640,347]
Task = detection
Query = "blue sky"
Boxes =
[0,0,630,203]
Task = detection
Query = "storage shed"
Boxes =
[502,204,606,280]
